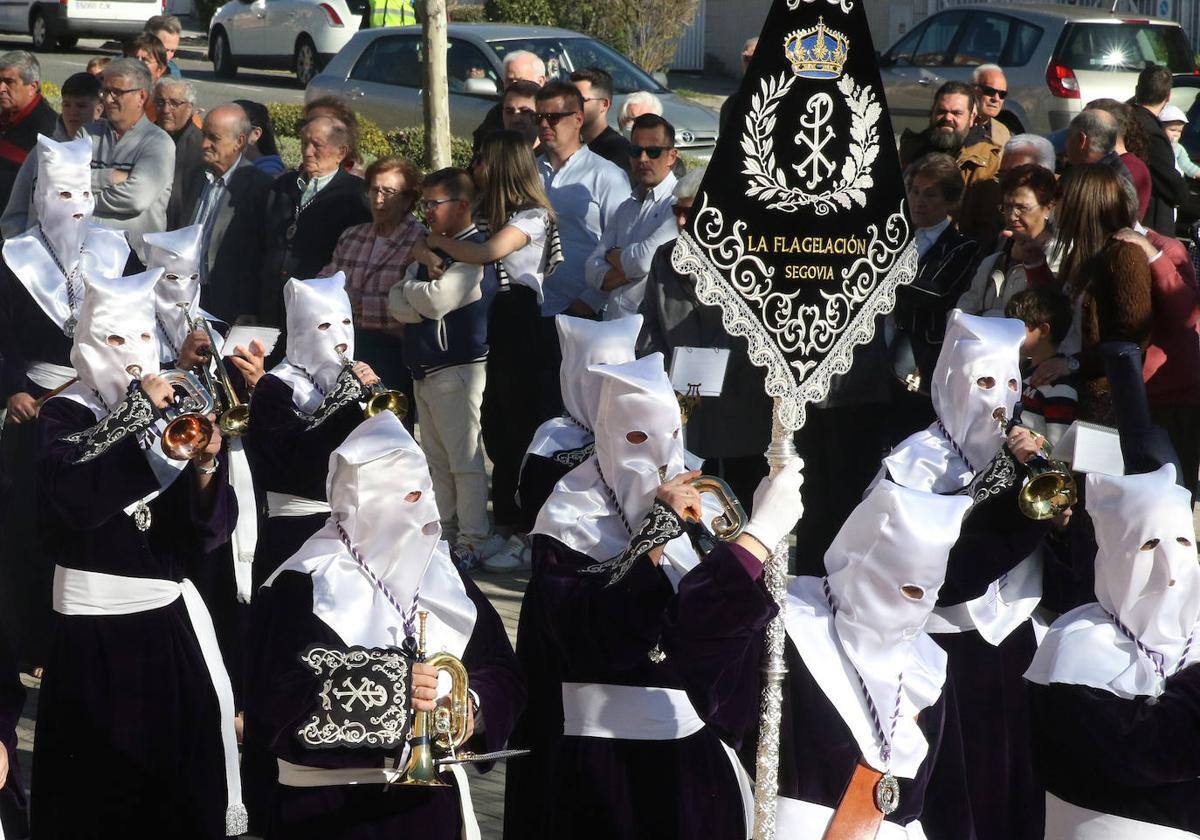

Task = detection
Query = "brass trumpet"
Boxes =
[995,407,1078,521]
[157,369,216,460]
[336,350,409,420]
[399,611,471,787]
[180,304,250,438]
[659,467,746,541]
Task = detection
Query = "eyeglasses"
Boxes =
[671,203,692,217]
[99,87,141,100]
[368,185,403,198]
[581,96,607,104]
[629,144,671,159]
[976,84,1008,100]
[534,111,578,126]
[419,197,458,212]
[152,97,189,109]
[1001,201,1041,215]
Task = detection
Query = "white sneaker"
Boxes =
[474,533,509,560]
[483,536,526,571]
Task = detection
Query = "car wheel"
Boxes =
[294,37,319,87]
[29,11,53,51]
[212,29,238,79]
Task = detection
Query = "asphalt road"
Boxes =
[0,32,308,110]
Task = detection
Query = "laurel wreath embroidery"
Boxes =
[742,72,881,215]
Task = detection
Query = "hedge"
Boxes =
[268,102,473,170]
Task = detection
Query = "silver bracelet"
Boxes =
[195,458,219,476]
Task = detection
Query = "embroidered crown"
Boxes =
[784,17,849,80]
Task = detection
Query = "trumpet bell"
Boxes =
[219,404,251,438]
[691,475,746,541]
[1019,459,1078,521]
[364,390,409,421]
[162,413,214,460]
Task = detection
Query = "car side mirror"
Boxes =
[652,70,668,88]
[463,77,498,96]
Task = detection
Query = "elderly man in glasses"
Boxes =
[78,56,174,268]
[970,64,1012,149]
[585,113,680,321]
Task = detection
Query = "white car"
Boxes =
[208,0,368,86]
[0,0,162,52]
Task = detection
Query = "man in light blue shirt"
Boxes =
[534,79,629,318]
[585,114,679,320]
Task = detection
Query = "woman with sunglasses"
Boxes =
[410,129,562,571]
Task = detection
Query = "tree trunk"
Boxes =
[421,0,451,169]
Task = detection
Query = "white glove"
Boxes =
[743,457,804,551]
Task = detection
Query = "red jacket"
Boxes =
[1143,230,1200,406]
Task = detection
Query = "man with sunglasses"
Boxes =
[969,64,1011,150]
[585,113,679,320]
[500,79,541,148]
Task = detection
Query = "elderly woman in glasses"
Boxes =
[321,155,425,421]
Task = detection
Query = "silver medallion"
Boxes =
[875,770,900,815]
[132,500,152,532]
[647,643,667,664]
[63,315,77,338]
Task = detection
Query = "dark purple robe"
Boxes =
[918,471,1051,840]
[662,547,977,839]
[32,396,236,839]
[244,373,363,587]
[516,534,749,840]
[247,568,524,839]
[0,629,28,838]
[0,263,74,669]
[1030,665,1200,832]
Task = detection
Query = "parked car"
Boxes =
[305,23,721,159]
[209,0,372,86]
[878,3,1198,139]
[0,0,163,51]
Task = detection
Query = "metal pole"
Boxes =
[420,0,451,169]
[751,414,797,840]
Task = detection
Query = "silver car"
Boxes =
[878,3,1198,138]
[305,23,721,159]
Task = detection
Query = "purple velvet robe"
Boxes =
[512,534,749,840]
[0,630,27,838]
[244,373,363,587]
[32,396,236,839]
[662,547,977,839]
[1030,665,1200,832]
[247,568,524,839]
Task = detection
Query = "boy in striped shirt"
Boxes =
[1006,287,1078,449]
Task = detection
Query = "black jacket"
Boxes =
[0,96,58,212]
[178,158,274,325]
[166,119,204,229]
[258,169,371,327]
[1131,104,1189,236]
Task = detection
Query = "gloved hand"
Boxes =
[743,457,805,552]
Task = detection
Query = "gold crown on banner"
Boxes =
[783,17,849,79]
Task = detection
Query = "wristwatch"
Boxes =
[1066,356,1080,373]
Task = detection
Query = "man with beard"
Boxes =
[900,81,1002,247]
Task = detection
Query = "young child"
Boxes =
[1159,104,1200,180]
[1005,287,1078,448]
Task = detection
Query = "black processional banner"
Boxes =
[294,645,414,750]
[672,0,915,432]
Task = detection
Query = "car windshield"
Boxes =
[487,36,667,94]
[1058,23,1196,74]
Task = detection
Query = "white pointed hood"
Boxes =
[1027,465,1200,698]
[2,136,129,333]
[266,412,477,656]
[146,225,204,360]
[884,310,1026,492]
[69,264,163,411]
[526,314,643,461]
[783,482,970,777]
[271,273,354,412]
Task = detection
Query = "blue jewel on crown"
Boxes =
[783,16,849,80]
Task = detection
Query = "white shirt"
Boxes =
[585,171,678,321]
[537,145,629,316]
[501,208,551,300]
[915,217,952,258]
